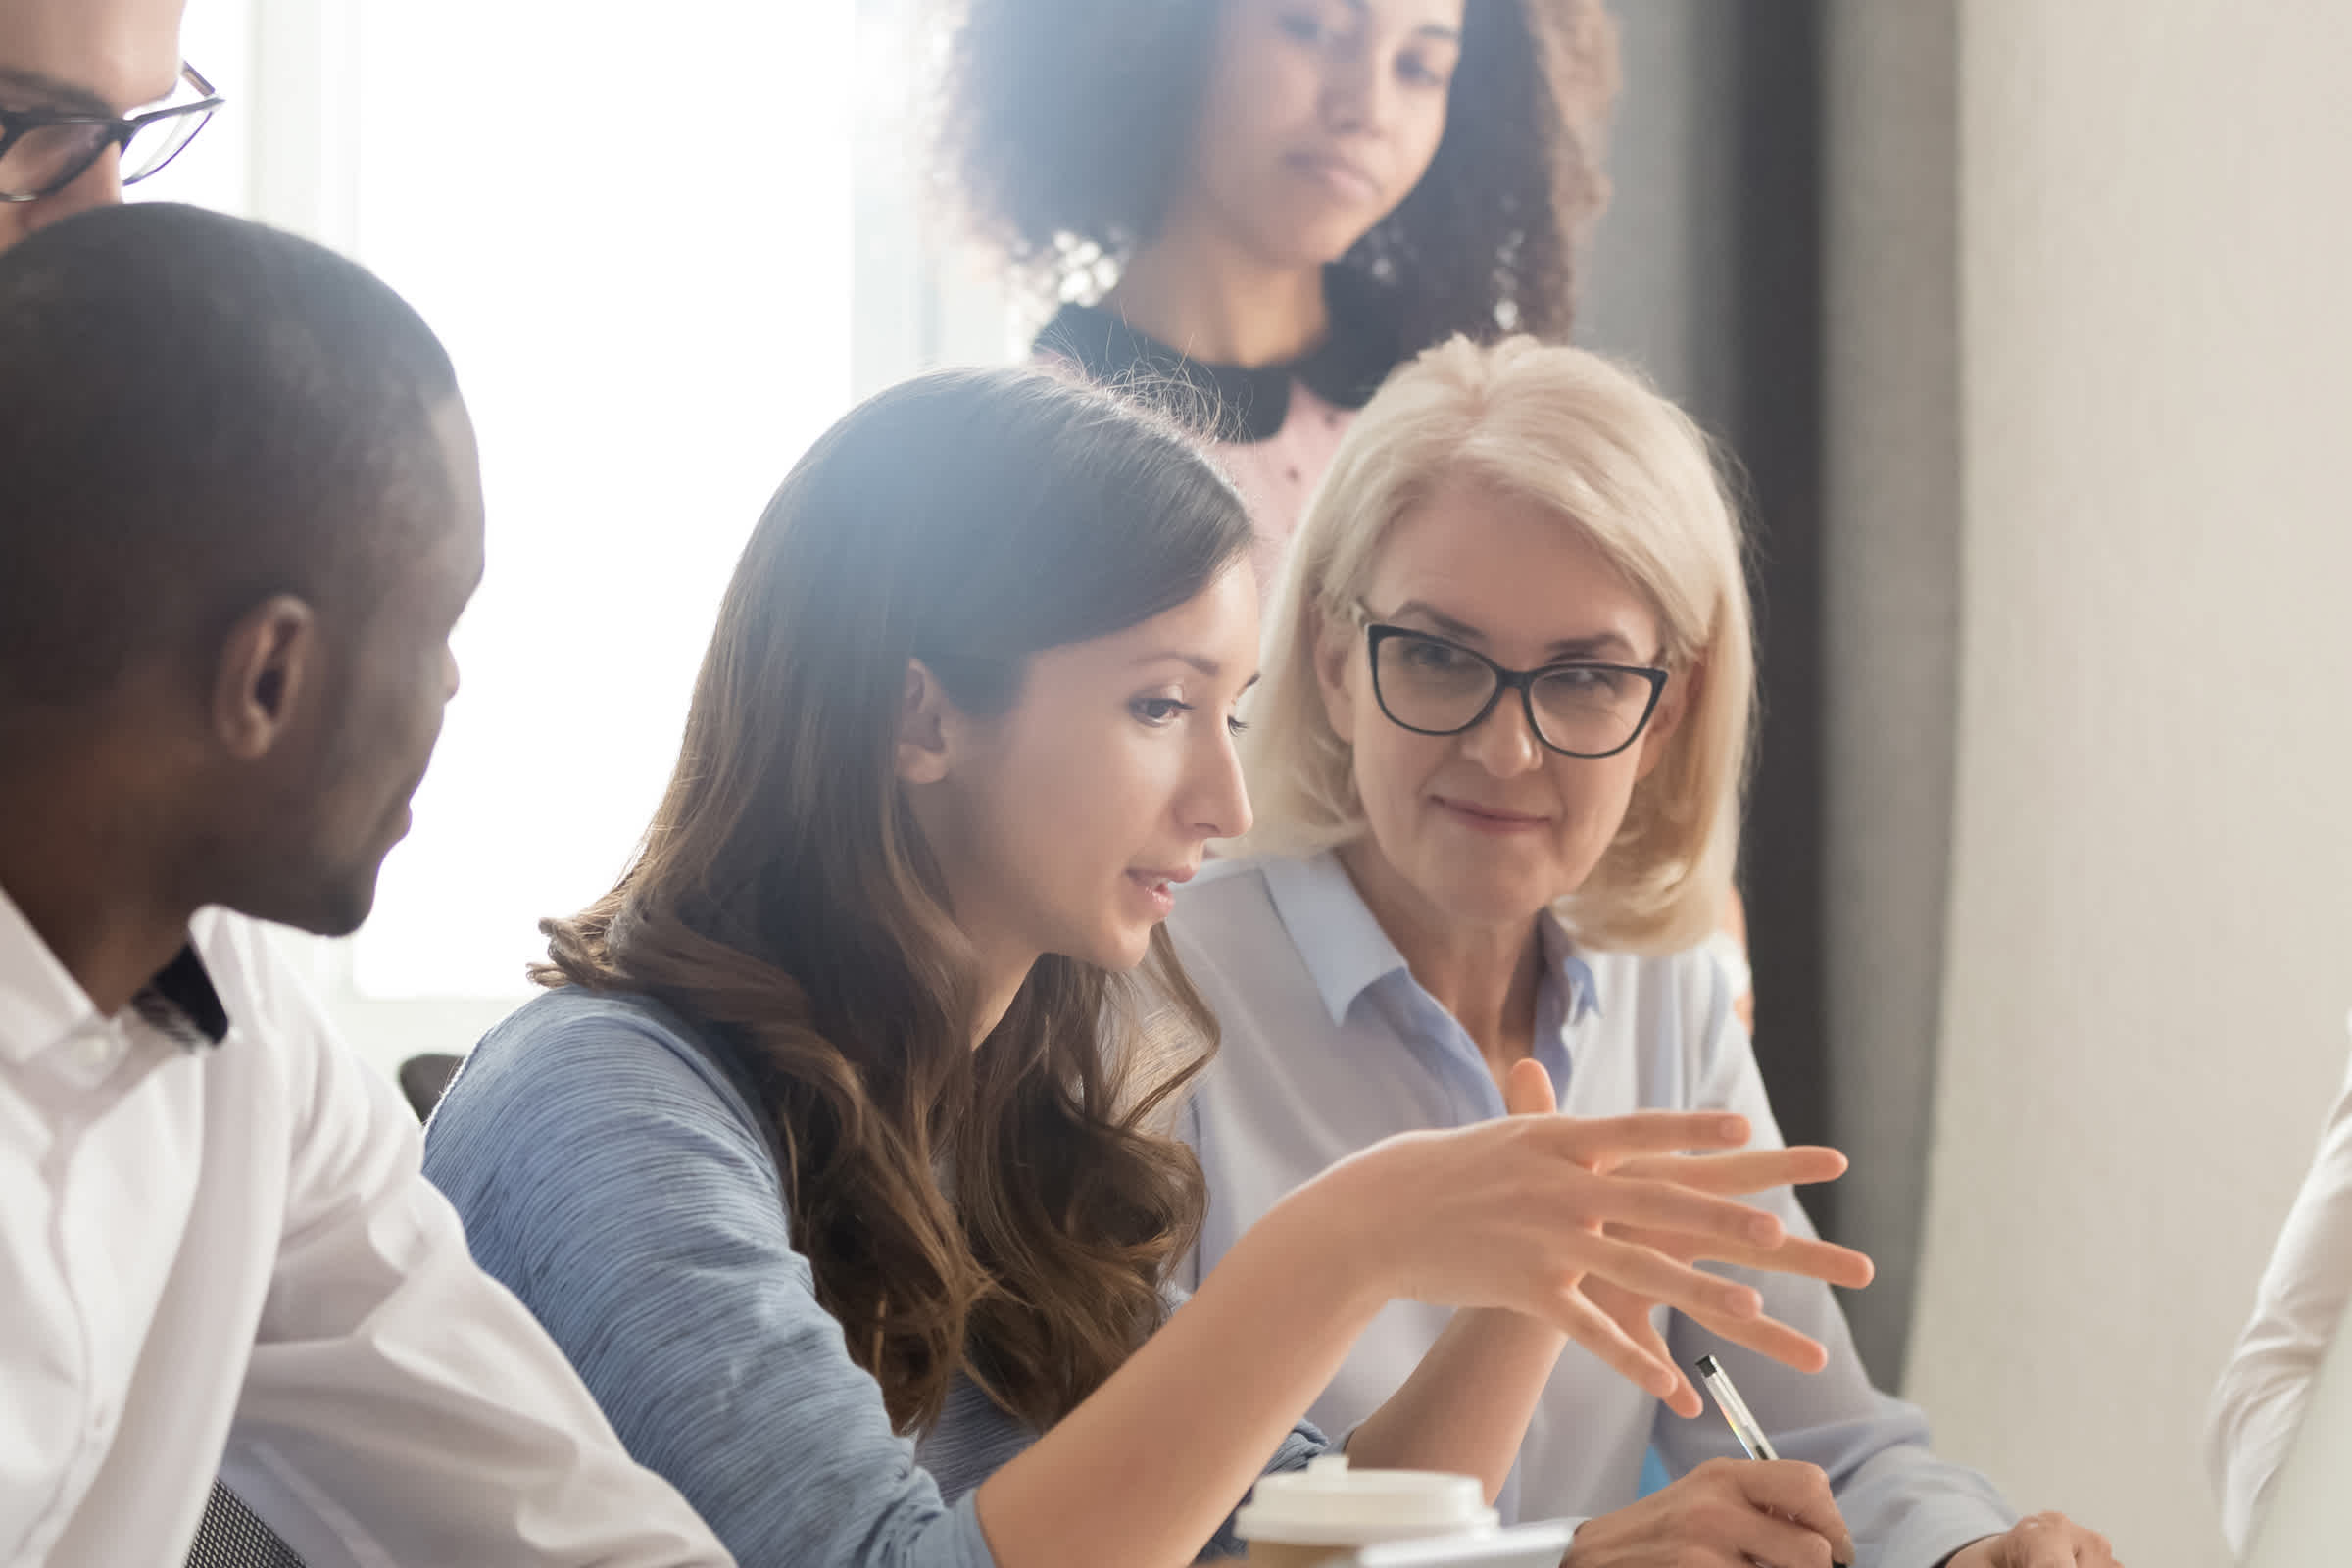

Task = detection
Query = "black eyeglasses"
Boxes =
[0,63,222,203]
[1362,618,1669,760]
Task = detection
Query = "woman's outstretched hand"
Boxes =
[1580,1140,1873,1410]
[1288,1059,1870,1412]
[1496,1059,1873,1413]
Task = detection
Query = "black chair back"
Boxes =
[185,1481,304,1567]
[398,1052,464,1120]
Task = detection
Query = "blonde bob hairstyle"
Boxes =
[1239,335,1753,955]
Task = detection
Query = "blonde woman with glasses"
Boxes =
[1169,335,2121,1568]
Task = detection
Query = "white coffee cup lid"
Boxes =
[1234,1455,1499,1546]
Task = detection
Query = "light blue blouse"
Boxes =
[419,987,1323,1566]
[1168,851,2017,1566]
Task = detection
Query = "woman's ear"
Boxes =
[1634,657,1700,782]
[1308,604,1359,747]
[895,658,956,785]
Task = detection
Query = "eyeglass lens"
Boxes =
[1373,631,1654,755]
[0,86,215,200]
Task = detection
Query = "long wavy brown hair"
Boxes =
[928,0,1620,346]
[538,367,1253,1434]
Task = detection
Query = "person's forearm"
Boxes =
[974,1192,1381,1568]
[1345,1308,1567,1500]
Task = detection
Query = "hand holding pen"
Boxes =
[1560,1353,1858,1568]
[1561,1455,1854,1566]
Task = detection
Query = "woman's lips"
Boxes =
[1285,151,1382,206]
[1123,864,1197,917]
[1432,797,1551,835]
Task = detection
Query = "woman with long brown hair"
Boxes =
[419,365,1850,1566]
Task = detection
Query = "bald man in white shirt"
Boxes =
[0,16,736,1558]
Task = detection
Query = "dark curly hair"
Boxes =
[929,0,1619,348]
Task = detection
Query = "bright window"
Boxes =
[129,1,1015,1069]
[345,2,858,998]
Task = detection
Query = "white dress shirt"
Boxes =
[1168,852,2014,1566]
[2206,1048,2352,1557]
[0,882,735,1567]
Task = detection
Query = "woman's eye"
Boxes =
[1226,714,1251,738]
[1396,51,1448,88]
[1401,638,1464,670]
[1277,10,1326,45]
[1544,666,1630,700]
[1132,696,1192,726]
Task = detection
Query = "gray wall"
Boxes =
[1583,3,1953,1383]
[1906,5,2352,1560]
[1576,1,1740,437]
[1818,0,1964,1389]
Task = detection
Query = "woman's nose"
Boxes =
[1319,42,1387,135]
[1188,729,1254,842]
[1460,689,1545,776]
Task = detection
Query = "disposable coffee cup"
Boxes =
[1234,1455,1498,1566]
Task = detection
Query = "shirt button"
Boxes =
[73,1032,117,1072]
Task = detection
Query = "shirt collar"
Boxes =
[1259,851,1411,1025]
[1260,849,1603,1030]
[0,881,230,1065]
[1032,266,1409,445]
[136,941,230,1049]
[1535,910,1604,1030]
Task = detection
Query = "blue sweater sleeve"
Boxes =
[420,995,997,1568]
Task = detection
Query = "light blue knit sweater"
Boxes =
[420,987,1323,1567]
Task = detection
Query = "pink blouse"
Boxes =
[1208,378,1360,595]
[1033,277,1403,602]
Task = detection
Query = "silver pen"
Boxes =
[1695,1354,1854,1568]
[1693,1352,1779,1459]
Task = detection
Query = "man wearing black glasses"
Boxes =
[0,0,217,250]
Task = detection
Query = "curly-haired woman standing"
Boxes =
[932,0,1616,577]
